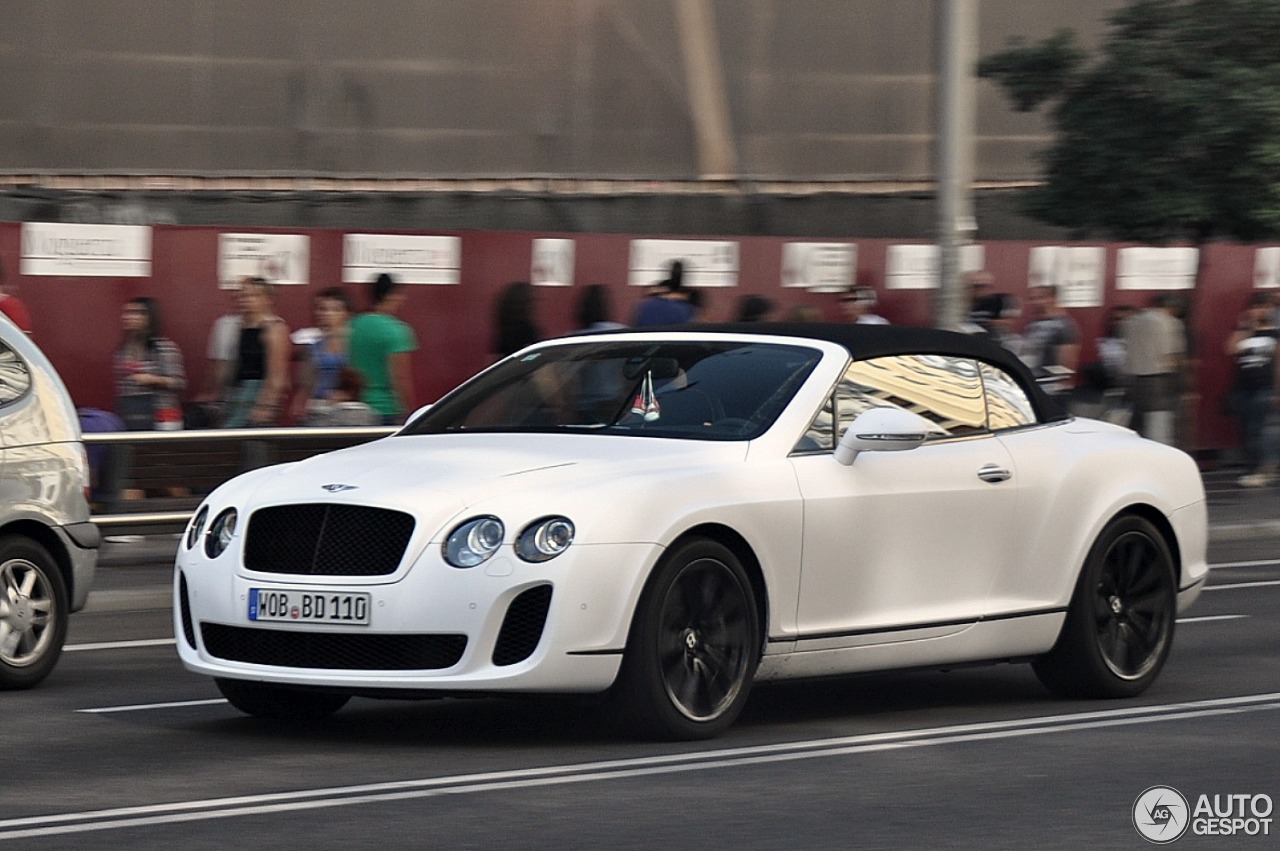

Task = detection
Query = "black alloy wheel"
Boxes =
[1034,515,1177,699]
[1093,527,1175,680]
[613,538,760,740]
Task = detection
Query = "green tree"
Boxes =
[979,0,1280,243]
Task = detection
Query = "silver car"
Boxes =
[0,315,99,688]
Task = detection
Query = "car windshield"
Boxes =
[405,339,823,440]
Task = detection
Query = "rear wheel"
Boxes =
[1034,515,1177,699]
[215,678,350,721]
[0,537,68,690]
[613,539,760,740]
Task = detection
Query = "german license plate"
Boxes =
[248,588,371,625]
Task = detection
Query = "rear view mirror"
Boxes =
[835,407,943,466]
[623,356,681,380]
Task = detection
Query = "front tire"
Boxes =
[613,538,760,740]
[215,678,350,721]
[0,537,69,690]
[1034,515,1177,699]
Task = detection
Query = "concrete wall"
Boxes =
[0,0,1125,181]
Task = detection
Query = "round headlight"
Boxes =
[444,516,505,568]
[516,516,575,563]
[186,506,209,551]
[204,508,238,559]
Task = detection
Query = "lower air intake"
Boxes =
[200,623,466,670]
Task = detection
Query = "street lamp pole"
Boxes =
[935,0,978,330]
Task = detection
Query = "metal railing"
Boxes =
[84,426,398,534]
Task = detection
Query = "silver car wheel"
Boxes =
[1,557,59,669]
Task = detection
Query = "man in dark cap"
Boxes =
[839,286,887,325]
[633,260,696,326]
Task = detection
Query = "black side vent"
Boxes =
[179,573,197,649]
[493,585,553,666]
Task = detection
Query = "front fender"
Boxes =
[447,458,805,639]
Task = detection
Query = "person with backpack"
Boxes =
[1226,291,1280,487]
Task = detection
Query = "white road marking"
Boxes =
[65,638,176,652]
[1205,579,1280,591]
[1210,558,1280,569]
[8,692,1280,840]
[77,699,226,715]
[1177,614,1248,623]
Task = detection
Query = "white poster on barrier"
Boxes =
[20,223,151,277]
[218,233,310,288]
[885,243,985,290]
[1116,246,1199,290]
[343,234,460,285]
[628,239,738,287]
[781,242,856,292]
[531,238,575,287]
[1028,246,1106,308]
[1253,247,1280,289]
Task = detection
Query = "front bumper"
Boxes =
[60,521,101,612]
[1170,499,1209,613]
[175,540,658,693]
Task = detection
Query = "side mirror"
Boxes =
[834,407,943,466]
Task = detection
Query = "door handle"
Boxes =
[977,464,1012,483]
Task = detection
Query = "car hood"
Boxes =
[238,432,747,521]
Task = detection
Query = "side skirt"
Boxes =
[755,610,1065,682]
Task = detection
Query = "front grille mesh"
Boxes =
[244,504,415,576]
[200,623,466,670]
[493,585,553,666]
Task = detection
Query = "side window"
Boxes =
[796,354,987,452]
[798,395,837,452]
[980,361,1038,429]
[0,340,32,405]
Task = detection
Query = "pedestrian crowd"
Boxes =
[98,272,415,435]
[2,253,1273,489]
[960,275,1279,487]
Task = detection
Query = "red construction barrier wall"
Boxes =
[0,222,1268,454]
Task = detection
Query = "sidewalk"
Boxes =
[1200,469,1280,542]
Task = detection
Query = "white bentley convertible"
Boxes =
[175,324,1207,739]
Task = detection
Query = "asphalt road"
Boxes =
[2,500,1277,850]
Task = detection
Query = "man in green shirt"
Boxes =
[349,273,417,424]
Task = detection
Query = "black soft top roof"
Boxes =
[589,321,1068,423]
